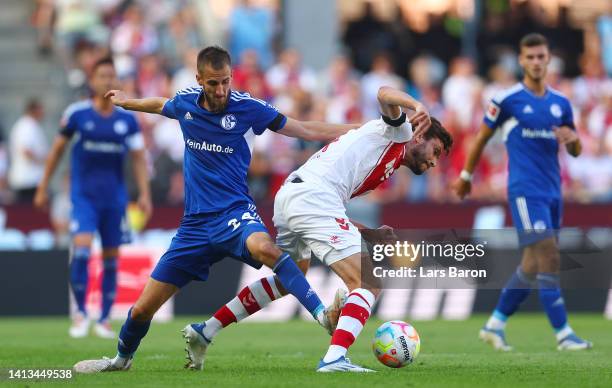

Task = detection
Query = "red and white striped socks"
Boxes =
[323,288,375,363]
[202,275,282,340]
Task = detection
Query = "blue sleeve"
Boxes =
[252,101,287,135]
[162,96,179,120]
[483,97,508,130]
[59,108,78,138]
[128,113,141,135]
[562,99,576,130]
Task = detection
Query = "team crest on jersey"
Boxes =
[84,121,95,131]
[114,120,128,135]
[221,114,237,130]
[485,102,500,121]
[549,103,562,118]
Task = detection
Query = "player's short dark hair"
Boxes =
[25,98,42,113]
[520,33,549,50]
[197,46,232,72]
[423,117,453,155]
[92,57,115,74]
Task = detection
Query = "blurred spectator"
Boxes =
[229,0,276,69]
[54,0,108,57]
[171,47,200,93]
[0,124,11,204]
[151,118,184,204]
[111,4,159,77]
[137,54,171,99]
[317,55,360,99]
[31,0,55,55]
[158,5,203,72]
[482,64,517,109]
[342,2,396,73]
[406,55,446,117]
[442,57,483,129]
[598,15,612,76]
[233,50,272,100]
[21,0,612,206]
[361,53,405,119]
[413,12,461,67]
[8,99,48,203]
[266,48,317,95]
[567,139,612,202]
[572,54,606,112]
[586,80,612,149]
[326,80,363,125]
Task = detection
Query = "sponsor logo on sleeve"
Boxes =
[485,102,501,121]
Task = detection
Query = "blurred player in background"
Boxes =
[200,86,452,372]
[73,46,359,373]
[34,58,152,339]
[453,33,592,351]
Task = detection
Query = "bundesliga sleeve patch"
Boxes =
[485,101,501,122]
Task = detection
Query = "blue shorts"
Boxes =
[70,199,131,248]
[508,196,562,247]
[151,204,268,288]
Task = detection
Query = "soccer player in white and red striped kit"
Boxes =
[197,86,452,372]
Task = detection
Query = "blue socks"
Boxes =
[494,266,534,317]
[537,273,568,331]
[273,253,324,318]
[117,308,151,357]
[100,258,118,323]
[70,247,90,315]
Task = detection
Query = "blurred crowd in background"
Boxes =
[0,0,610,209]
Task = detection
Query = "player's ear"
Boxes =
[195,73,202,86]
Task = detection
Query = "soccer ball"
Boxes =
[372,320,420,368]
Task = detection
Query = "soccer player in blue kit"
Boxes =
[34,58,152,339]
[74,46,360,373]
[453,34,592,351]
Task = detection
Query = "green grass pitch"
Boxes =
[0,314,610,387]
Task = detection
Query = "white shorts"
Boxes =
[273,180,362,266]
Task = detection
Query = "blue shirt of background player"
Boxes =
[60,100,142,207]
[483,83,575,199]
[161,87,287,215]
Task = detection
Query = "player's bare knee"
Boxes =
[254,241,283,266]
[534,239,560,272]
[131,303,155,321]
[73,233,93,248]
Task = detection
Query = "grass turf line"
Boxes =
[0,314,610,387]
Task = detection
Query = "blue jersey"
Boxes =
[60,100,143,207]
[161,88,287,215]
[483,83,575,199]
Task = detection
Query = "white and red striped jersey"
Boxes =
[288,118,412,203]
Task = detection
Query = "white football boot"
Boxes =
[93,321,117,339]
[317,356,375,373]
[69,312,90,338]
[182,323,211,370]
[557,333,593,351]
[74,356,132,373]
[479,327,513,351]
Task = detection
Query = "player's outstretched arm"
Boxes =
[277,117,360,142]
[105,90,169,115]
[377,86,431,138]
[34,135,70,211]
[452,122,495,200]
